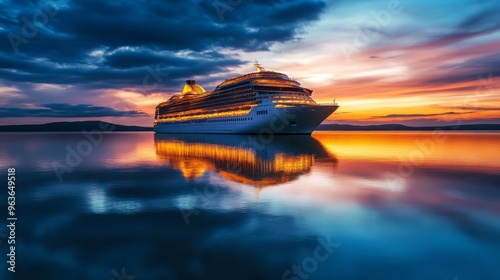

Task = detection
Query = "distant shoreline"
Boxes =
[0,121,152,132]
[0,121,499,132]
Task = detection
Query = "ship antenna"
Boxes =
[254,60,265,72]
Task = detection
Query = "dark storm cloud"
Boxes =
[104,50,185,69]
[0,0,327,89]
[0,50,243,89]
[0,103,146,118]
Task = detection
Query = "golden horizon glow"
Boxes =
[313,132,500,171]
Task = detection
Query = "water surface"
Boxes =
[1,131,499,280]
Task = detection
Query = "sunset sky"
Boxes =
[1,0,499,126]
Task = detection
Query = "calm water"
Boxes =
[1,131,499,280]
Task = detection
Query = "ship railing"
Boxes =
[317,101,339,106]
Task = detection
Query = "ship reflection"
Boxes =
[154,134,338,187]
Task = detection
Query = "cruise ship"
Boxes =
[154,62,339,134]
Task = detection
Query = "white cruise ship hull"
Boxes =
[154,104,338,134]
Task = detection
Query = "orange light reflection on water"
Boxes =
[154,136,316,186]
[312,132,500,172]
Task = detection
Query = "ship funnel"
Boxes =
[254,61,265,72]
[182,80,206,95]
